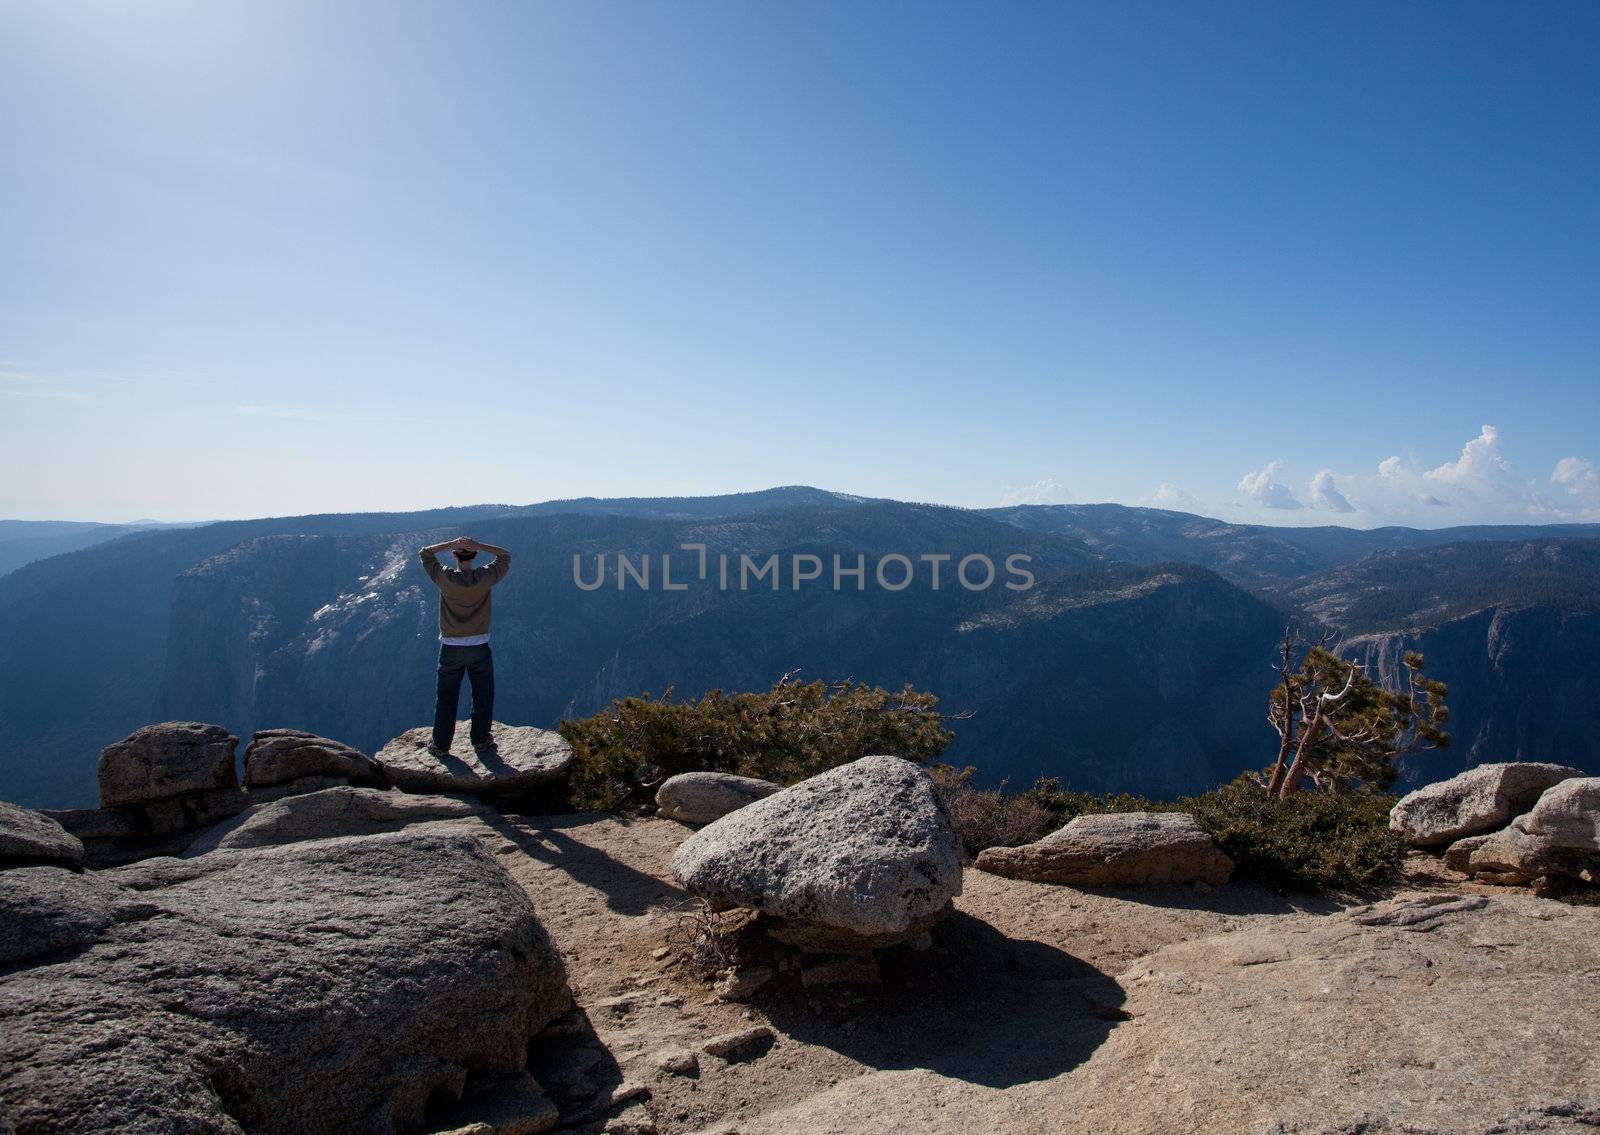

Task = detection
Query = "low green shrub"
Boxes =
[1183,778,1406,891]
[561,678,1403,890]
[1017,774,1406,892]
[558,677,951,811]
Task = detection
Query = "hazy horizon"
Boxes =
[7,478,1600,533]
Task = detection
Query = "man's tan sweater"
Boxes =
[419,548,511,638]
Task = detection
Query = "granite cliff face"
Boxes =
[1280,540,1600,789]
[1343,607,1600,787]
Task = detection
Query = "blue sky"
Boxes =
[3,1,1597,525]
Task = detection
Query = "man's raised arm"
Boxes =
[418,539,453,583]
[475,541,512,583]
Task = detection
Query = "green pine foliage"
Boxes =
[1185,778,1407,889]
[559,676,952,810]
[1266,644,1449,796]
[561,676,1406,890]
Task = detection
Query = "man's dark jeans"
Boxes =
[433,643,494,751]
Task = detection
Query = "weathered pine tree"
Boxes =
[1264,631,1449,798]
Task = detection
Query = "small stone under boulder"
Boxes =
[376,721,574,796]
[98,720,242,808]
[0,830,570,1135]
[656,771,781,825]
[420,1070,559,1135]
[0,800,85,869]
[670,755,962,952]
[1388,762,1582,847]
[1442,832,1492,874]
[243,728,384,788]
[975,812,1234,887]
[185,785,487,856]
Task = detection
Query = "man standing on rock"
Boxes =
[418,536,512,758]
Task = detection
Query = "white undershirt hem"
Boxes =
[439,633,491,646]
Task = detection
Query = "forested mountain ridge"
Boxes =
[984,502,1600,589]
[2,488,1596,808]
[1268,538,1600,633]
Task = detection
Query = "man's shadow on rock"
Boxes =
[762,911,1127,1090]
[427,745,518,780]
[472,747,519,778]
[485,814,688,917]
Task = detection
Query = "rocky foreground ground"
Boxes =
[7,804,1599,1134]
[462,812,1600,1135]
[5,728,1599,1135]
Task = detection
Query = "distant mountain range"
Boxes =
[2,487,1596,808]
[0,518,205,578]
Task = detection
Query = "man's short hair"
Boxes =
[453,549,477,561]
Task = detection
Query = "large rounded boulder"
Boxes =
[95,721,248,838]
[669,756,962,951]
[98,721,241,808]
[0,830,570,1135]
[1388,762,1583,847]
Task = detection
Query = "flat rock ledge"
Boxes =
[1389,761,1583,847]
[376,722,574,796]
[670,756,963,951]
[975,811,1234,887]
[0,830,570,1135]
[1063,894,1600,1134]
[184,785,487,856]
[656,771,781,825]
[0,800,84,869]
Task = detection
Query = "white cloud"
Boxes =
[999,477,1070,506]
[1144,482,1201,511]
[1236,462,1303,510]
[1308,469,1354,513]
[1234,426,1600,527]
[1553,456,1600,501]
[1424,425,1520,493]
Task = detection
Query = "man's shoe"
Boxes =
[472,740,498,757]
[427,741,450,758]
